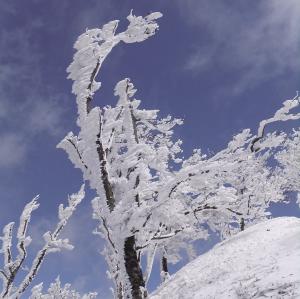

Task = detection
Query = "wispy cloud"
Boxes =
[0,133,27,167]
[0,0,127,169]
[179,0,300,94]
[0,6,67,168]
[0,2,17,14]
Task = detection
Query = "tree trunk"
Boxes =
[161,255,170,282]
[124,236,146,299]
[162,256,168,275]
[240,217,245,231]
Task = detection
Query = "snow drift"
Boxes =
[151,217,300,299]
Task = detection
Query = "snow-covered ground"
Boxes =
[150,217,300,299]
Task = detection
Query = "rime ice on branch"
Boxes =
[0,185,85,299]
[58,11,167,299]
[58,9,300,299]
[251,95,300,152]
[29,277,97,299]
[66,10,162,126]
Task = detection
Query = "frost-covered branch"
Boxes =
[58,11,164,299]
[0,197,39,298]
[58,11,162,212]
[0,186,85,298]
[251,94,300,152]
[66,10,162,124]
[29,277,97,299]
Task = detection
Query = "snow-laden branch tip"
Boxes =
[0,185,85,299]
[65,11,162,122]
[251,94,300,152]
[29,277,97,299]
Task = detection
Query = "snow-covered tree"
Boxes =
[58,10,300,299]
[0,185,85,299]
[58,11,167,299]
[170,96,300,241]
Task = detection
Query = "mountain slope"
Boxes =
[150,217,300,299]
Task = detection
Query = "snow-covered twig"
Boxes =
[0,185,85,298]
[251,94,300,152]
[29,277,97,299]
[0,197,39,298]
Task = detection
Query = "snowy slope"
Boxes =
[150,217,300,299]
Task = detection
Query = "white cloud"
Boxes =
[25,95,67,137]
[180,0,300,94]
[0,95,66,167]
[0,11,67,168]
[0,133,27,167]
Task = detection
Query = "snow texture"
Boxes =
[30,277,97,299]
[151,217,300,299]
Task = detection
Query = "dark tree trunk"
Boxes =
[162,256,168,276]
[161,255,169,282]
[240,217,245,231]
[124,236,146,299]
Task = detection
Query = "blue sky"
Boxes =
[1,0,300,297]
